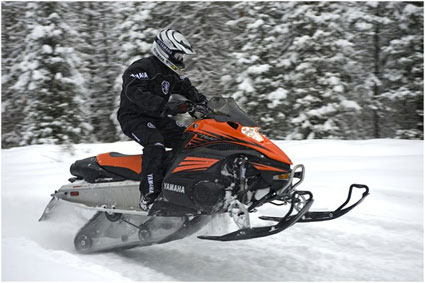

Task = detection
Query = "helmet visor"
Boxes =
[172,52,185,63]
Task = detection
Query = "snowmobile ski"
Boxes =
[198,191,314,241]
[199,184,369,241]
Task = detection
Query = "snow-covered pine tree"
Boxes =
[345,2,423,139]
[380,3,423,139]
[281,2,361,139]
[228,1,294,139]
[1,2,30,147]
[346,1,395,138]
[74,2,122,142]
[15,2,90,145]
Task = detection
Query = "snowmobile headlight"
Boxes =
[273,173,289,180]
[241,127,264,142]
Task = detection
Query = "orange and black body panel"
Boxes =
[183,119,292,166]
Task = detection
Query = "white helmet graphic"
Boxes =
[152,29,195,75]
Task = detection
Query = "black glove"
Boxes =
[180,78,207,103]
[165,101,190,116]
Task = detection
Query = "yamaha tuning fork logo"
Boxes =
[161,80,170,95]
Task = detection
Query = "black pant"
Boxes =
[123,116,185,197]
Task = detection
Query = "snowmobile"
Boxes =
[40,96,369,253]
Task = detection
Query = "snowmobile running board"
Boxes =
[198,184,369,242]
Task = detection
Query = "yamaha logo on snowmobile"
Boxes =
[161,80,170,95]
[163,182,185,194]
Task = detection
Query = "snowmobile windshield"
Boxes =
[207,97,258,127]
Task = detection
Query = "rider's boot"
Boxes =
[139,144,165,211]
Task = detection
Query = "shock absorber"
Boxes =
[234,156,251,203]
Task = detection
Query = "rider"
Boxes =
[117,29,207,210]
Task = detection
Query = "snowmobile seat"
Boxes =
[70,152,142,183]
[96,152,142,181]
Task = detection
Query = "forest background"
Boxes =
[1,1,423,148]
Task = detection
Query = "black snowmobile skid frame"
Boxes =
[199,183,369,242]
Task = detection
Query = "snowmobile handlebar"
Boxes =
[164,99,210,118]
[187,101,211,119]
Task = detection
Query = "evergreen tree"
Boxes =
[380,3,423,139]
[228,1,294,138]
[280,2,361,139]
[346,2,423,139]
[14,2,90,145]
[1,2,30,147]
[82,2,122,142]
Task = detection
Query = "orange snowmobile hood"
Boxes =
[185,119,292,165]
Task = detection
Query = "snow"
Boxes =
[237,78,255,93]
[2,140,423,281]
[41,45,53,54]
[246,64,271,74]
[247,19,265,29]
[267,88,288,108]
[341,100,361,110]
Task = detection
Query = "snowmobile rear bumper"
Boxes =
[198,184,369,241]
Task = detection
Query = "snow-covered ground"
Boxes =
[2,139,423,281]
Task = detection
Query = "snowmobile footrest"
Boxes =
[198,191,314,241]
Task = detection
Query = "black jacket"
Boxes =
[118,56,202,132]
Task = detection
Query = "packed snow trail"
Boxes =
[2,140,423,281]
